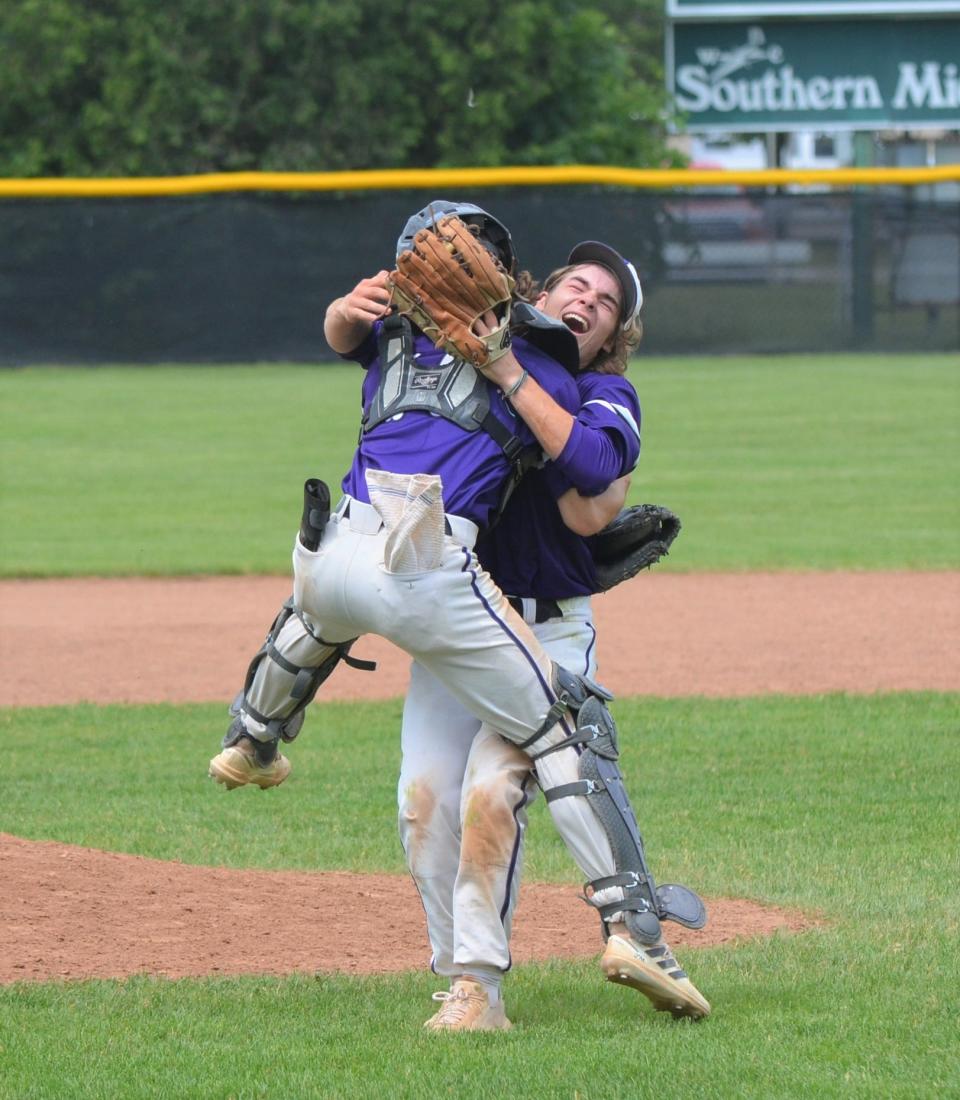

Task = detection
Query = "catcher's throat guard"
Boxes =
[525,666,708,944]
[510,302,580,376]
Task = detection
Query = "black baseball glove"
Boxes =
[589,504,681,593]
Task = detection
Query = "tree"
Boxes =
[0,0,678,176]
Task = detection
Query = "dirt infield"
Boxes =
[2,571,957,706]
[2,571,955,984]
[1,833,815,984]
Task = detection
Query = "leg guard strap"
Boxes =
[592,885,707,937]
[544,778,606,802]
[233,695,306,740]
[529,717,611,762]
[516,698,569,752]
[589,871,653,894]
[222,716,281,766]
[340,646,377,672]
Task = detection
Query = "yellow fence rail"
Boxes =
[1,164,958,197]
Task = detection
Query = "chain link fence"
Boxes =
[1,186,956,363]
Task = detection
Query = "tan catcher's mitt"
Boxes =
[387,215,516,368]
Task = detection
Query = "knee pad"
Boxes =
[518,665,615,757]
[230,597,375,743]
[527,667,617,762]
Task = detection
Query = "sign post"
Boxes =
[851,131,876,344]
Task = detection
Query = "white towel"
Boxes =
[365,469,446,573]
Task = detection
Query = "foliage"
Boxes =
[0,0,678,176]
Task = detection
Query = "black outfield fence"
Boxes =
[1,183,957,363]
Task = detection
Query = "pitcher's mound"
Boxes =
[2,834,817,984]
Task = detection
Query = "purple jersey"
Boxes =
[339,321,580,531]
[476,370,641,598]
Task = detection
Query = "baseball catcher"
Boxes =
[211,201,537,789]
[211,205,712,1030]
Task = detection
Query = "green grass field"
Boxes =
[1,355,958,1098]
[1,354,957,575]
[1,695,958,1098]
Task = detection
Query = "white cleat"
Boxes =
[423,979,512,1032]
[601,934,711,1019]
[208,742,291,790]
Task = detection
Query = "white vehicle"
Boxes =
[780,131,854,172]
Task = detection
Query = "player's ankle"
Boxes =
[461,971,503,1005]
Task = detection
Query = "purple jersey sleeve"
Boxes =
[476,371,643,598]
[336,328,378,367]
[543,372,642,497]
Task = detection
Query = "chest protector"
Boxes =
[362,315,540,521]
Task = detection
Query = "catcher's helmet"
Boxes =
[397,200,516,275]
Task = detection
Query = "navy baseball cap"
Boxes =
[567,241,643,329]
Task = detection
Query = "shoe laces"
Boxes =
[430,983,483,1024]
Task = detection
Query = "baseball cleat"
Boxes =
[208,743,291,790]
[601,934,711,1020]
[423,979,512,1032]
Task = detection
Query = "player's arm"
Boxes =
[547,374,640,534]
[494,359,628,495]
[472,309,575,455]
[504,366,576,456]
[477,322,629,497]
[478,344,575,456]
[557,475,631,536]
[324,270,392,354]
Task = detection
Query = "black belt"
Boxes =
[508,597,563,623]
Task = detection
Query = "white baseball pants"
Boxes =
[398,600,599,979]
[290,494,626,931]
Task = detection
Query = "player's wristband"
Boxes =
[502,369,529,400]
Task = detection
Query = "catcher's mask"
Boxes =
[397,200,517,276]
[567,241,643,330]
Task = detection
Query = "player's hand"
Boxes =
[474,309,522,389]
[339,271,392,326]
[324,271,392,353]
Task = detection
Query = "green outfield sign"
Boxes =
[668,18,960,130]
